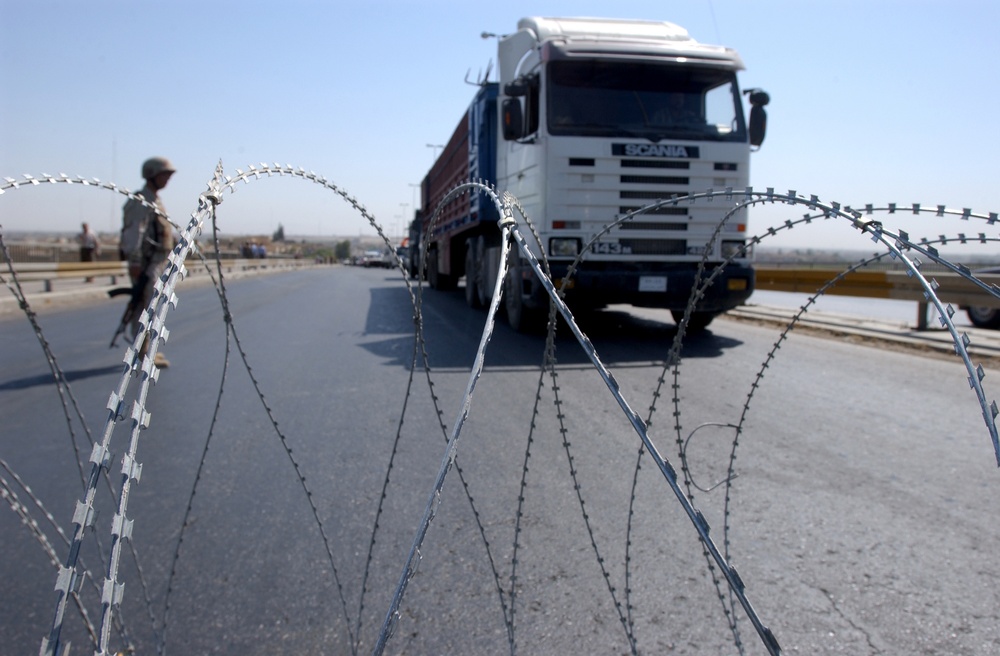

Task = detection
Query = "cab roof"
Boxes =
[516,16,744,70]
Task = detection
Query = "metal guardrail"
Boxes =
[10,261,129,288]
[9,257,316,292]
[754,266,1000,307]
[0,242,258,264]
[754,266,1000,330]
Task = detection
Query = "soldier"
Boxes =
[77,222,100,282]
[120,158,173,278]
[119,157,175,368]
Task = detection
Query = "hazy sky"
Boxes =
[2,0,998,254]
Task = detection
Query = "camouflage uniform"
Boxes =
[120,185,162,283]
[120,158,176,360]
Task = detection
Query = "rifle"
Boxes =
[108,270,149,348]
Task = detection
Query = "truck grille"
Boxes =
[612,154,697,228]
[620,159,689,170]
[618,221,687,231]
[620,205,688,216]
[620,190,685,200]
[619,238,687,255]
[620,175,689,185]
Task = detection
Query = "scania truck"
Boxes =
[414,16,769,331]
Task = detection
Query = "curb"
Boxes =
[725,304,1000,364]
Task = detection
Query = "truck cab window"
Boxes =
[547,60,746,142]
[522,74,541,136]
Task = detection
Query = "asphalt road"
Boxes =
[1,266,998,655]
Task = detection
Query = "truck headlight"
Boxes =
[549,238,581,257]
[721,240,746,259]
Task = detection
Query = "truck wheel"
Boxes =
[671,309,716,333]
[504,258,542,332]
[465,240,483,308]
[966,306,1000,329]
[474,236,490,307]
[428,253,440,288]
[428,249,456,291]
[409,249,424,280]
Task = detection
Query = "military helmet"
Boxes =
[141,157,176,180]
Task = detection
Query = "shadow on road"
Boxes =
[0,365,124,391]
[360,284,743,370]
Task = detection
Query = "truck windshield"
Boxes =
[547,59,746,142]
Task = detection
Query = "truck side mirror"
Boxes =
[745,89,769,148]
[504,80,528,97]
[502,98,524,141]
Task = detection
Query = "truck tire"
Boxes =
[671,309,716,333]
[428,249,456,291]
[465,239,483,308]
[474,236,490,307]
[408,246,422,280]
[504,255,543,332]
[966,306,1000,329]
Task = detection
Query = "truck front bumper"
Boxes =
[526,261,755,313]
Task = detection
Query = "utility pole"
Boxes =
[408,183,420,211]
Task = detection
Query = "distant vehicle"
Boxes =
[360,249,388,268]
[381,249,395,269]
[415,16,769,331]
[965,306,1000,329]
[962,267,1000,328]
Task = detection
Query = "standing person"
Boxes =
[77,222,100,282]
[120,156,175,368]
[120,157,174,283]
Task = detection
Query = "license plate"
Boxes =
[639,276,667,292]
[591,241,632,255]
